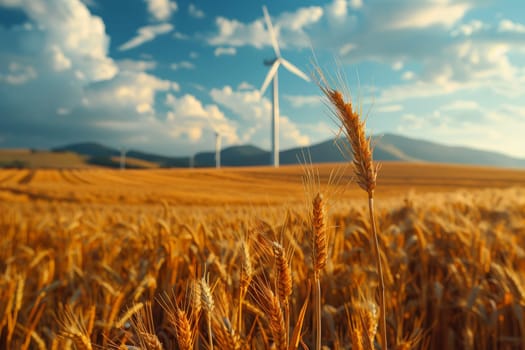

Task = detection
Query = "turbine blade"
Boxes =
[260,60,280,96]
[280,58,310,82]
[262,6,281,57]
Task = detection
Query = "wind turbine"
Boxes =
[214,131,222,168]
[260,5,310,167]
[120,147,127,170]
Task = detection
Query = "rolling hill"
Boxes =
[194,134,525,168]
[0,133,522,169]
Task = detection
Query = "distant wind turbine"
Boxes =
[259,5,310,167]
[120,147,127,170]
[214,131,221,168]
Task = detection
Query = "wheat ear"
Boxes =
[312,192,327,350]
[315,67,387,350]
[272,240,292,344]
[200,276,215,350]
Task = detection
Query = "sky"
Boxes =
[0,0,524,158]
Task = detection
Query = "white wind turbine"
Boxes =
[214,130,221,168]
[260,5,310,167]
[120,147,127,170]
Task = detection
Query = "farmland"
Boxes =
[0,163,525,349]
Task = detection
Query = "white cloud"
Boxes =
[284,95,321,108]
[391,61,403,71]
[397,104,525,158]
[279,6,323,31]
[0,62,37,85]
[50,45,72,71]
[119,23,173,51]
[339,43,356,56]
[452,19,484,37]
[0,0,117,82]
[349,0,362,9]
[214,47,236,56]
[441,100,479,111]
[170,61,195,70]
[165,93,238,143]
[117,59,156,72]
[211,86,266,120]
[387,2,471,29]
[188,3,204,18]
[207,6,322,49]
[238,82,254,90]
[144,0,177,21]
[85,71,173,115]
[280,116,310,146]
[327,0,347,20]
[376,104,403,113]
[208,17,268,48]
[402,71,414,80]
[173,31,189,40]
[498,19,525,33]
[400,113,423,129]
[56,107,70,115]
[210,85,311,149]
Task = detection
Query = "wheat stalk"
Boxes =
[272,240,292,346]
[312,192,327,350]
[314,66,387,350]
[173,308,193,350]
[200,276,215,350]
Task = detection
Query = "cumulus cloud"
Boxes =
[207,5,323,49]
[396,102,525,158]
[84,71,173,115]
[237,82,254,90]
[188,3,204,18]
[205,0,525,98]
[0,62,37,85]
[170,61,195,70]
[386,2,471,29]
[210,85,311,149]
[119,23,173,51]
[376,104,403,113]
[498,19,525,33]
[0,0,194,154]
[0,0,117,82]
[214,47,236,56]
[327,0,348,21]
[117,59,157,72]
[144,0,177,22]
[165,93,238,143]
[284,95,321,108]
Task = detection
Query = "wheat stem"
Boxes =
[369,196,387,350]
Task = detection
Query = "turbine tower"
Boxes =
[260,5,310,167]
[120,147,127,170]
[214,131,221,168]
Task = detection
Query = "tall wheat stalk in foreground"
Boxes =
[312,192,327,350]
[314,67,386,349]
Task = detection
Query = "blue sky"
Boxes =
[1,0,524,158]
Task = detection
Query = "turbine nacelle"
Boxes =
[264,58,278,66]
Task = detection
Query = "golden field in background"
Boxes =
[0,162,525,349]
[1,162,524,205]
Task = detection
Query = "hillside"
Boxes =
[1,133,523,169]
[194,134,525,168]
[52,142,189,168]
[0,149,90,168]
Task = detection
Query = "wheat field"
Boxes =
[0,163,524,349]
